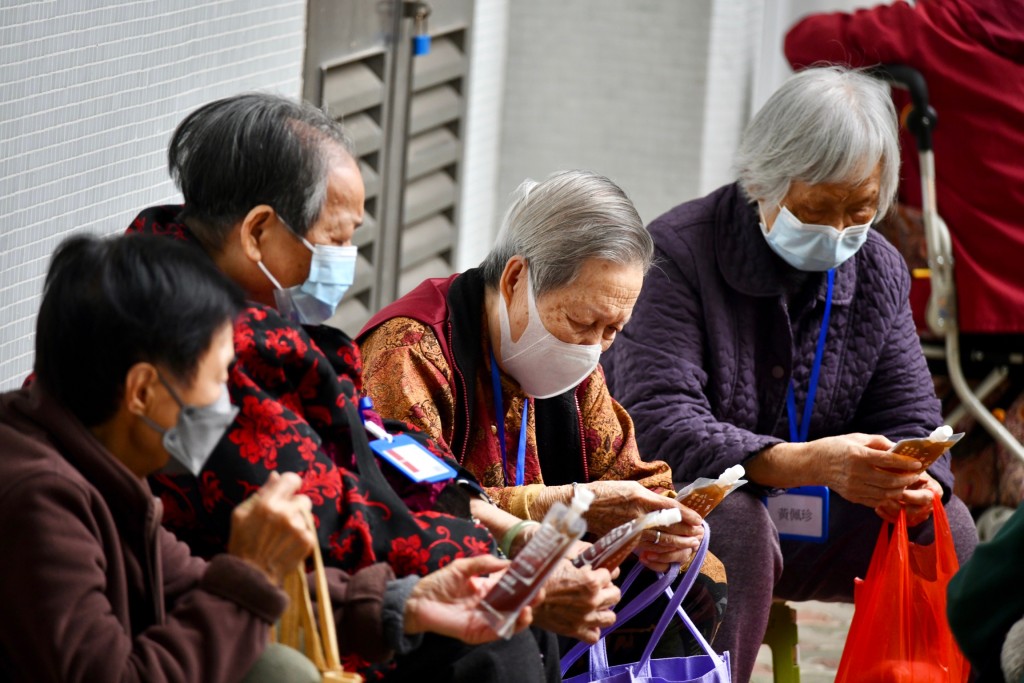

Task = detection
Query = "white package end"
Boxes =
[648,508,683,527]
[719,464,745,485]
[571,485,595,510]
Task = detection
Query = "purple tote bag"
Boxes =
[560,522,731,683]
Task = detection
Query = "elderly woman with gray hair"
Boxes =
[603,65,979,682]
[359,169,726,656]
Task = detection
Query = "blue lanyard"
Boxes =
[490,350,529,487]
[786,269,835,443]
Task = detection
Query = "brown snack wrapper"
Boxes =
[677,468,747,519]
[888,432,964,470]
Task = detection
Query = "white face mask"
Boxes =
[496,272,602,399]
[760,204,874,272]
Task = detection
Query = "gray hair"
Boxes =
[480,170,654,295]
[736,66,899,217]
[169,92,354,253]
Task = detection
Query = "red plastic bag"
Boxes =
[835,493,969,683]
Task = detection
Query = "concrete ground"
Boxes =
[751,601,855,683]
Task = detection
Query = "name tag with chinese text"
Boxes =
[369,434,457,483]
[764,486,829,542]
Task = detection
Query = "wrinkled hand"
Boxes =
[532,560,620,644]
[633,524,703,573]
[583,481,703,573]
[227,472,316,585]
[875,472,942,527]
[404,555,535,644]
[814,433,923,507]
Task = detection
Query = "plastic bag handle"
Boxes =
[592,521,712,676]
[633,523,730,681]
[659,572,732,682]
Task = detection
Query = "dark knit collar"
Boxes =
[446,269,587,485]
[127,204,196,244]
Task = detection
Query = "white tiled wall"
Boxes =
[497,0,713,226]
[0,0,306,390]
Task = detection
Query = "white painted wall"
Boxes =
[699,0,764,195]
[456,0,510,271]
[496,0,712,226]
[487,0,874,239]
[0,0,306,390]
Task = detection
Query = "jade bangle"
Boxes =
[499,520,540,558]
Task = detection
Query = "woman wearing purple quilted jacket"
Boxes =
[602,66,978,683]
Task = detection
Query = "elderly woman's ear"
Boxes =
[491,255,531,351]
[237,205,278,263]
[498,255,529,308]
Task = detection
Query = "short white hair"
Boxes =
[735,66,899,217]
[480,170,653,295]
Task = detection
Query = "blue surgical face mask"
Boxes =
[257,237,358,325]
[759,204,874,272]
[142,375,238,477]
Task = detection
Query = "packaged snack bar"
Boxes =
[889,425,964,469]
[677,464,747,518]
[572,508,682,572]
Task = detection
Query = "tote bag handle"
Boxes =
[277,510,364,683]
[561,521,724,677]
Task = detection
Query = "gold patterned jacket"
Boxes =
[358,269,674,519]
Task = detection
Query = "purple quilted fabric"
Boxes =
[604,182,953,495]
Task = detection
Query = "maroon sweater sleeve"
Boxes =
[784,2,924,68]
[320,563,397,663]
[163,505,401,665]
[0,472,285,683]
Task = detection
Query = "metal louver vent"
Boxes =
[398,30,466,297]
[304,0,473,336]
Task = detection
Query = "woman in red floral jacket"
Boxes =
[128,93,618,682]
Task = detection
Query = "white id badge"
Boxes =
[369,434,457,483]
[763,485,830,543]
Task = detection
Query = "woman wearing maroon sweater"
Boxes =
[0,235,535,683]
[0,235,316,682]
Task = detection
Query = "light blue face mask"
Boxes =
[257,238,358,325]
[759,205,874,272]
